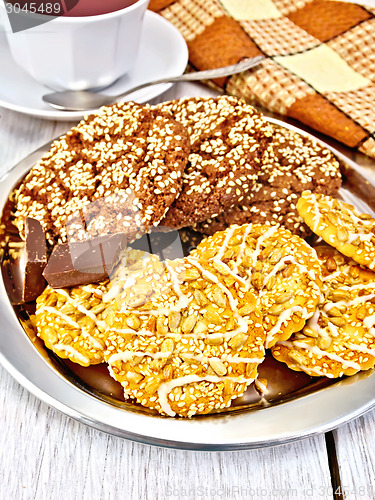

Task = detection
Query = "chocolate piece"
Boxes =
[2,251,24,306]
[43,233,127,288]
[2,218,47,305]
[23,218,47,302]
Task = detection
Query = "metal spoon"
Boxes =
[42,56,264,111]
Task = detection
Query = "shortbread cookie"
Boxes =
[192,224,322,348]
[272,245,375,378]
[297,191,375,270]
[194,127,342,238]
[14,102,190,245]
[35,249,162,366]
[104,257,266,417]
[156,96,273,229]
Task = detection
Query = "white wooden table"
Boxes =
[1,82,375,500]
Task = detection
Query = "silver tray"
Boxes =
[1,117,375,451]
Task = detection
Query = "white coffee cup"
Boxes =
[0,0,150,91]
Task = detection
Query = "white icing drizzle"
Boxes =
[311,197,322,232]
[211,259,247,285]
[53,344,90,364]
[102,283,123,303]
[165,261,190,310]
[322,270,342,282]
[165,329,247,341]
[108,349,263,371]
[39,300,104,351]
[188,259,249,335]
[364,315,375,329]
[275,255,318,283]
[81,332,103,350]
[261,256,293,288]
[108,350,171,364]
[339,282,375,291]
[181,353,263,364]
[309,192,374,242]
[224,354,264,364]
[82,285,103,297]
[233,223,253,274]
[326,321,340,338]
[109,327,154,337]
[251,226,279,274]
[324,294,375,312]
[347,232,373,245]
[158,374,255,416]
[118,262,190,316]
[346,209,374,227]
[346,342,375,358]
[121,306,181,316]
[265,306,306,348]
[38,306,80,329]
[215,225,238,262]
[280,340,361,371]
[305,308,333,338]
[306,309,321,331]
[53,288,107,330]
[286,359,335,378]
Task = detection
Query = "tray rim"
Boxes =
[1,117,375,451]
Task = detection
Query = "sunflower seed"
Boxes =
[209,358,227,376]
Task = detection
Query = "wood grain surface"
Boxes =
[0,83,374,500]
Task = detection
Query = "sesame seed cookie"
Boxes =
[272,245,375,378]
[36,281,110,367]
[193,127,342,238]
[191,224,322,348]
[297,191,375,270]
[156,96,273,229]
[35,248,162,367]
[104,257,265,417]
[14,102,190,245]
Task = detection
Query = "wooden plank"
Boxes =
[0,365,333,500]
[333,411,375,500]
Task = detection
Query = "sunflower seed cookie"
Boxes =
[297,191,375,270]
[272,245,375,378]
[14,102,190,245]
[192,224,322,348]
[36,281,110,367]
[156,96,273,229]
[193,127,342,238]
[104,257,265,417]
[35,249,162,366]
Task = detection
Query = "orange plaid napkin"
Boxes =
[149,0,375,160]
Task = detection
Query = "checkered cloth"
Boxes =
[149,0,375,160]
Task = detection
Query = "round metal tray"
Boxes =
[1,118,375,451]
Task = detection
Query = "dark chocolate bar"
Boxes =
[43,233,127,288]
[23,218,47,302]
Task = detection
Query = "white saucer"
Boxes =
[0,11,188,121]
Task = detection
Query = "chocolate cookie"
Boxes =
[14,102,190,245]
[194,127,342,238]
[156,96,273,229]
